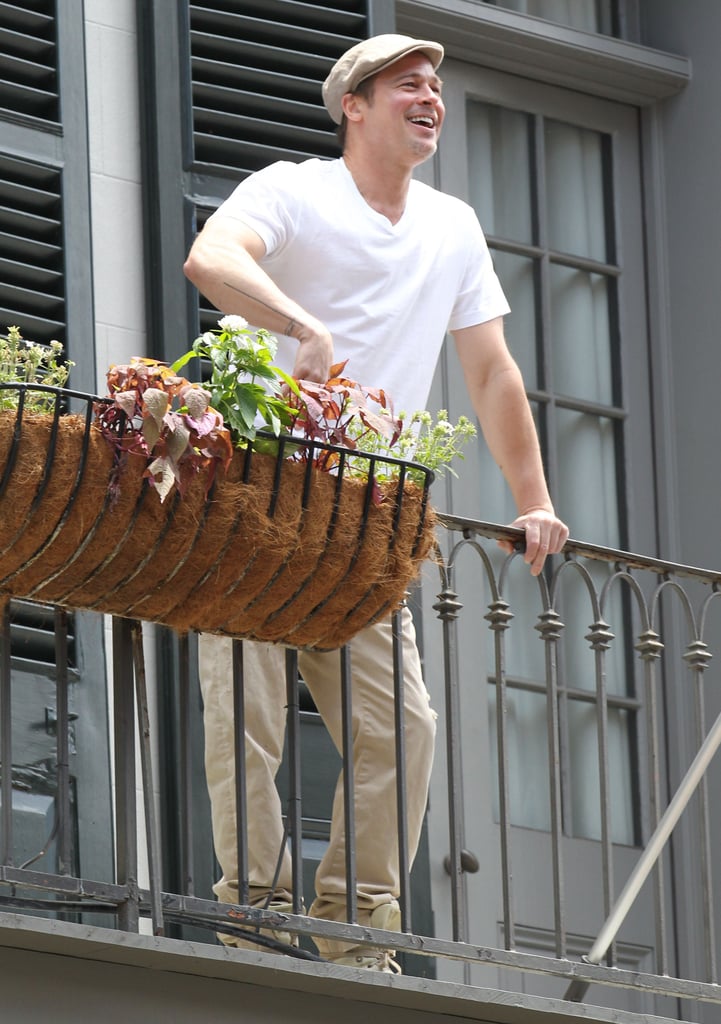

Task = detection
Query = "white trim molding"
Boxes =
[397,0,690,106]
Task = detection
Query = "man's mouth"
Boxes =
[408,115,436,130]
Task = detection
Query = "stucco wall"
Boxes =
[640,0,721,570]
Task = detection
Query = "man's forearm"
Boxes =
[474,363,555,516]
[183,228,333,381]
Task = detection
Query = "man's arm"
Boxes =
[183,216,333,382]
[452,318,569,576]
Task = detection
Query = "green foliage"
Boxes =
[347,408,477,484]
[0,325,74,411]
[172,315,298,442]
[174,318,476,485]
[3,319,475,506]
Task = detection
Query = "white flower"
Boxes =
[218,314,249,333]
[436,420,453,434]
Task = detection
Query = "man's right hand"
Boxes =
[291,319,334,383]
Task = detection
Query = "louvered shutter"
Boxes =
[9,600,76,668]
[189,0,366,175]
[183,1,368,335]
[0,153,64,346]
[2,4,66,664]
[0,1,93,668]
[0,0,59,125]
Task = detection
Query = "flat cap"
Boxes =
[322,33,444,125]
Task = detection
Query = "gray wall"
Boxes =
[641,0,721,569]
[640,4,721,1004]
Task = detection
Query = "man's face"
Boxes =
[351,53,445,164]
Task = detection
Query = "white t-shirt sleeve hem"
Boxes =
[448,301,511,333]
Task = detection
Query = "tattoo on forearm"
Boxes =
[223,280,297,336]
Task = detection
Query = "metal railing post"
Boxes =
[232,639,249,907]
[113,616,139,931]
[285,648,304,912]
[130,621,164,935]
[54,608,72,875]
[0,600,12,866]
[340,643,357,923]
[392,607,411,932]
[434,579,467,945]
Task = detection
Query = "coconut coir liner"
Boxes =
[0,412,436,649]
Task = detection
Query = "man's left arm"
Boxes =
[452,317,569,576]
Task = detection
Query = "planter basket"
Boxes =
[0,386,437,650]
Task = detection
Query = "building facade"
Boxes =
[2,2,721,1022]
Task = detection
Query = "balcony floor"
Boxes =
[0,911,686,1024]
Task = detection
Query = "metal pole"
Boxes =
[565,705,721,1002]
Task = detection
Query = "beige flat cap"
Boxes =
[322,33,444,125]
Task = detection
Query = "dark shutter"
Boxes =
[186,1,367,333]
[0,153,66,663]
[0,152,64,346]
[0,0,59,126]
[9,600,76,668]
[0,2,90,671]
[189,0,366,176]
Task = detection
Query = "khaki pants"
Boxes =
[198,608,436,955]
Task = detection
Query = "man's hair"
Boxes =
[336,75,376,151]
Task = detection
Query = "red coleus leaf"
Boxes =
[114,390,139,417]
[97,357,233,503]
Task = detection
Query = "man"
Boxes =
[184,34,568,973]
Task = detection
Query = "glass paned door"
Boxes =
[421,58,661,1009]
[464,92,636,844]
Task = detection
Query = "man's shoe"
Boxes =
[326,900,402,974]
[331,949,402,973]
[220,899,300,952]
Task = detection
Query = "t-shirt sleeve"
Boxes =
[447,210,511,331]
[206,161,299,257]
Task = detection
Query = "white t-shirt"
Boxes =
[210,157,510,415]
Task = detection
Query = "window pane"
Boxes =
[467,101,534,243]
[567,702,634,843]
[559,563,631,697]
[556,408,621,548]
[545,120,609,262]
[489,685,550,830]
[493,251,538,387]
[550,264,614,403]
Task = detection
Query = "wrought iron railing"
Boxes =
[1,477,721,1010]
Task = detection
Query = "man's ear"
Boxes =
[341,91,364,122]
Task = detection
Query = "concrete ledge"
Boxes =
[0,912,683,1024]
